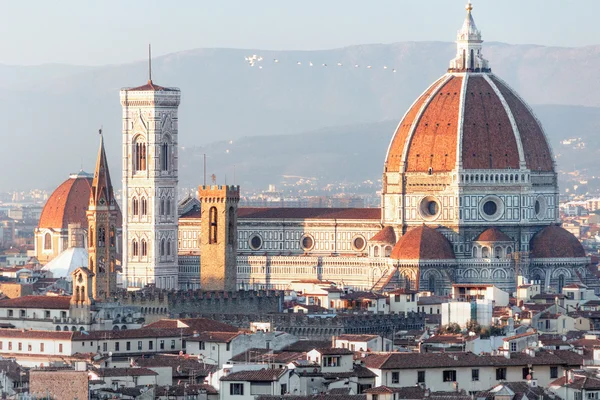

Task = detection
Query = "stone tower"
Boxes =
[87,134,119,299]
[120,75,181,289]
[70,267,94,323]
[199,185,239,291]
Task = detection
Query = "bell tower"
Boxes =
[120,54,181,289]
[87,133,119,299]
[199,185,239,291]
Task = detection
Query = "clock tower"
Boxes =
[87,132,119,299]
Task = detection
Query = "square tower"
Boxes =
[199,185,240,291]
[120,80,181,289]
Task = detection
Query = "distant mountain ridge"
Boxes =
[4,41,600,190]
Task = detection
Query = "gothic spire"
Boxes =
[91,130,114,208]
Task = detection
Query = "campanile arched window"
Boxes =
[209,207,218,244]
[134,139,147,172]
[161,142,169,171]
[132,197,139,216]
[141,197,147,216]
[97,226,106,247]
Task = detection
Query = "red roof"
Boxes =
[38,174,92,230]
[384,74,554,174]
[369,226,396,244]
[530,225,586,259]
[238,207,380,220]
[390,225,455,260]
[143,318,239,333]
[474,227,513,242]
[38,173,122,230]
[0,295,71,310]
[126,80,178,92]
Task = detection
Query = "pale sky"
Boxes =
[1,0,595,66]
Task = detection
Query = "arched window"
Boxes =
[472,247,479,258]
[161,142,169,171]
[167,239,171,256]
[506,246,513,255]
[110,226,115,247]
[89,226,94,248]
[385,246,392,257]
[141,197,147,216]
[132,197,139,216]
[98,226,106,247]
[494,246,503,259]
[134,140,147,172]
[44,233,52,250]
[482,247,490,258]
[132,240,139,256]
[228,207,235,245]
[141,239,147,256]
[160,239,165,256]
[374,246,380,257]
[209,207,218,244]
[428,275,436,294]
[166,198,171,216]
[160,198,165,216]
[558,275,565,293]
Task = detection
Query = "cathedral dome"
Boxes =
[38,171,122,230]
[38,172,94,230]
[384,5,554,175]
[474,227,513,243]
[390,225,455,260]
[530,225,586,259]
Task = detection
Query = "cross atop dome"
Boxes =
[448,2,490,73]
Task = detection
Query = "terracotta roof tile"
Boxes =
[462,76,519,169]
[0,295,71,310]
[474,227,513,242]
[386,76,446,172]
[143,318,239,333]
[530,225,586,258]
[369,226,396,244]
[491,76,554,172]
[391,225,455,260]
[405,76,462,172]
[238,208,380,220]
[126,80,178,92]
[0,328,73,340]
[220,368,288,382]
[186,331,241,343]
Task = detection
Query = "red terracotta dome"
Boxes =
[530,225,586,259]
[384,5,553,175]
[38,172,122,230]
[474,227,513,242]
[390,225,455,260]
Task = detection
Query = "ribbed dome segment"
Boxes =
[38,174,93,230]
[390,225,455,260]
[530,226,586,259]
[370,226,396,245]
[384,73,554,174]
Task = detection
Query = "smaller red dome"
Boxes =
[474,227,513,242]
[370,226,396,245]
[390,225,455,260]
[530,225,586,259]
[38,173,93,230]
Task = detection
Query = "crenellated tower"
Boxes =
[120,70,181,289]
[199,185,240,291]
[87,133,119,299]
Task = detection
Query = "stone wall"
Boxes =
[117,289,283,316]
[0,283,33,299]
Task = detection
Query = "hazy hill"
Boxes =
[4,41,600,190]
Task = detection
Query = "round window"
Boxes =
[479,196,503,221]
[483,201,497,216]
[535,196,547,220]
[249,234,263,250]
[300,235,315,251]
[352,236,366,251]
[419,196,441,221]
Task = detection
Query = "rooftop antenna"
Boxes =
[148,44,152,83]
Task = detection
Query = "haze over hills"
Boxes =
[4,41,600,190]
